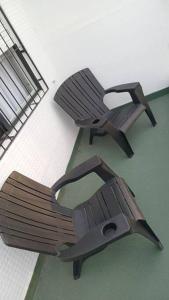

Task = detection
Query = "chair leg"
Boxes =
[113,131,134,158]
[89,129,94,145]
[127,185,135,197]
[89,128,108,145]
[145,105,157,127]
[73,259,83,280]
[135,220,163,250]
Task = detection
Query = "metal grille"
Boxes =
[0,7,48,159]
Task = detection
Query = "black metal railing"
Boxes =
[0,7,48,159]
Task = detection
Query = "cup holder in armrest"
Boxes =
[102,222,117,237]
[92,119,100,124]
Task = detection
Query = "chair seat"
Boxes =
[109,103,145,133]
[73,177,143,239]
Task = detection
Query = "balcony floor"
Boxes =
[27,95,169,300]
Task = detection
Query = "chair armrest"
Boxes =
[75,116,107,129]
[75,110,120,129]
[105,82,148,107]
[105,82,140,94]
[52,156,117,196]
[58,214,130,261]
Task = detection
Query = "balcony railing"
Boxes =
[0,7,48,159]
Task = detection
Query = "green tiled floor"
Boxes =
[27,95,169,300]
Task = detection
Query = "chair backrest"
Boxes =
[54,68,108,121]
[0,171,76,254]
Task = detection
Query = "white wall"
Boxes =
[22,0,169,107]
[0,0,169,299]
[0,1,78,300]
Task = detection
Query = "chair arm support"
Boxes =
[52,156,117,196]
[58,214,130,261]
[105,82,140,94]
[75,115,108,129]
[105,82,148,107]
[75,110,120,129]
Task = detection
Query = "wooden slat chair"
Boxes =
[54,68,157,158]
[0,156,163,279]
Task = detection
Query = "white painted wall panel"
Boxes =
[22,0,169,108]
[0,1,78,299]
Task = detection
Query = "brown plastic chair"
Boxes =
[0,156,162,279]
[54,68,157,158]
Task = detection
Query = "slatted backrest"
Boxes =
[54,68,108,121]
[0,171,77,255]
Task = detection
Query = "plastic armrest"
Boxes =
[58,214,130,261]
[52,156,117,197]
[75,110,120,129]
[105,82,148,106]
[105,82,140,94]
[75,116,107,129]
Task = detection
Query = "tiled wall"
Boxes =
[0,1,78,299]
